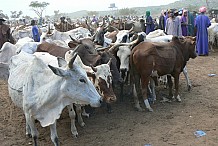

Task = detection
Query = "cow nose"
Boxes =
[118,77,124,84]
[93,39,98,43]
[120,68,127,73]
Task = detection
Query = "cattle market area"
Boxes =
[1,49,218,146]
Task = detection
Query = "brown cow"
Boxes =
[130,36,197,112]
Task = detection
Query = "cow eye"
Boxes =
[79,78,86,83]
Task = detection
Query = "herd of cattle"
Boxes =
[0,18,217,146]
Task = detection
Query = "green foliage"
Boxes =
[29,1,49,17]
[0,10,9,19]
[10,11,23,19]
[29,1,49,8]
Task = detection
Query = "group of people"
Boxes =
[157,7,211,56]
[0,6,212,56]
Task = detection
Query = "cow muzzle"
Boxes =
[105,95,117,103]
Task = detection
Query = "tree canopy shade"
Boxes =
[29,1,49,17]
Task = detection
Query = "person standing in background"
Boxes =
[31,20,40,42]
[181,9,188,36]
[145,11,154,35]
[165,9,182,36]
[188,11,197,36]
[0,15,14,48]
[54,16,73,32]
[159,10,166,30]
[195,6,211,56]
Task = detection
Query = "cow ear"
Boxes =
[191,41,195,45]
[192,36,196,41]
[91,65,97,72]
[57,57,67,67]
[48,65,70,77]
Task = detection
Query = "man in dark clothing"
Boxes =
[159,10,166,30]
[54,16,73,32]
[0,16,14,48]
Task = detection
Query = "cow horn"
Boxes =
[91,65,97,72]
[128,25,134,33]
[69,35,80,43]
[68,52,78,69]
[107,58,112,66]
[47,22,51,34]
[108,43,125,53]
[109,25,119,33]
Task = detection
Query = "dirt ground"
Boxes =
[1,49,218,146]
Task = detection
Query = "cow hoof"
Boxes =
[160,97,171,103]
[72,132,78,138]
[82,113,90,118]
[26,133,32,138]
[188,85,191,91]
[135,107,145,112]
[176,95,182,102]
[79,122,85,127]
[148,108,154,112]
[107,109,113,114]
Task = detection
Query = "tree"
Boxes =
[87,11,99,16]
[118,8,137,16]
[10,11,23,19]
[29,1,49,18]
[0,10,9,19]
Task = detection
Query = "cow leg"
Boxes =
[141,77,153,112]
[183,66,191,91]
[167,75,173,98]
[50,121,59,146]
[106,103,112,113]
[120,82,124,102]
[75,104,85,127]
[24,112,39,146]
[173,74,181,102]
[25,122,31,138]
[67,104,78,138]
[133,83,144,111]
[149,78,156,103]
[81,107,90,118]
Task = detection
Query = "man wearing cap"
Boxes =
[195,6,211,56]
[0,16,14,48]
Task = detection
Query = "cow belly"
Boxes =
[153,56,175,76]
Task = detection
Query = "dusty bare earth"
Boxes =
[1,49,218,146]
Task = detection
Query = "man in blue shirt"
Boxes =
[31,20,40,42]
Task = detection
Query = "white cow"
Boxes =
[11,26,33,42]
[0,40,40,80]
[8,51,102,146]
[208,23,218,51]
[40,27,92,44]
[146,29,166,39]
